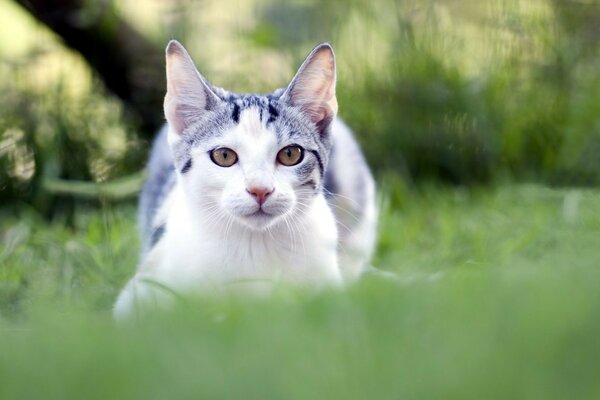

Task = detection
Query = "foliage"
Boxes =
[333,1,600,184]
[0,46,145,210]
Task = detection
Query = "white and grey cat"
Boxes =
[114,40,377,317]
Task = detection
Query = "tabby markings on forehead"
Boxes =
[225,95,281,126]
[231,103,240,124]
[267,102,279,124]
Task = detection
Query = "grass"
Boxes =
[1,184,600,399]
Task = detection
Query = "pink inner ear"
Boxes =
[294,88,337,127]
[173,103,198,134]
[299,103,328,124]
[284,45,338,128]
[164,42,220,135]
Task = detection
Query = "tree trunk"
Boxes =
[14,0,165,139]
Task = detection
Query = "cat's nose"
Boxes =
[246,186,274,206]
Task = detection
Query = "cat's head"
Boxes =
[163,40,337,230]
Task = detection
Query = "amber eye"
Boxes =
[277,145,304,166]
[210,147,238,167]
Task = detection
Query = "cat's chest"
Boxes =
[186,233,294,271]
[153,224,336,287]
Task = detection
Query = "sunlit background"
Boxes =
[1,1,600,398]
[3,0,600,207]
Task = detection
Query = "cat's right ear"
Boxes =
[164,40,221,136]
[281,43,337,135]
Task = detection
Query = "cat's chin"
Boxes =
[237,210,281,231]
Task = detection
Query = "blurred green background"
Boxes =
[1,0,600,398]
[3,0,600,209]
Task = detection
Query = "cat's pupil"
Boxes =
[286,148,292,158]
[223,150,228,159]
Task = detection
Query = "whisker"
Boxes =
[285,211,307,258]
[282,213,298,258]
[321,187,362,208]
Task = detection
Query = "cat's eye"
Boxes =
[210,147,238,167]
[277,145,304,166]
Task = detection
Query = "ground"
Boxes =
[1,184,599,399]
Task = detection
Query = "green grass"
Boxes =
[1,184,600,399]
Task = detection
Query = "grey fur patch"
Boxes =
[323,145,337,198]
[231,103,240,123]
[307,149,324,178]
[322,119,375,231]
[170,106,233,168]
[138,127,176,252]
[150,224,166,248]
[295,158,317,179]
[267,102,279,123]
[301,179,317,191]
[180,158,192,174]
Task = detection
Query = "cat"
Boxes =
[114,40,377,318]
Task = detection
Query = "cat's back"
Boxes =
[325,119,377,279]
[326,118,375,218]
[138,126,176,253]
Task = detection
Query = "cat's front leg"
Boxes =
[114,272,181,319]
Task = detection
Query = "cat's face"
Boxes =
[176,98,327,230]
[163,41,337,231]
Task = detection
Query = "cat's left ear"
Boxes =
[164,40,221,136]
[281,43,338,134]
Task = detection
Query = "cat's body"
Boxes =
[114,41,376,318]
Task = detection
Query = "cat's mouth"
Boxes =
[231,201,291,230]
[248,208,271,218]
[240,208,279,229]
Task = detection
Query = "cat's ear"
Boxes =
[164,40,221,136]
[281,43,338,134]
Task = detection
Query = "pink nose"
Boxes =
[246,186,274,205]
